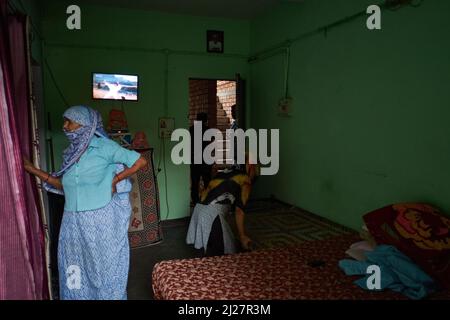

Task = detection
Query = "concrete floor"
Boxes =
[127,217,202,300]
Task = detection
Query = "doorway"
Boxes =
[188,76,245,205]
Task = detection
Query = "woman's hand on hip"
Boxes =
[112,175,120,194]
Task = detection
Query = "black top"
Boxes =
[201,169,251,211]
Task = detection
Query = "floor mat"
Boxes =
[244,200,354,249]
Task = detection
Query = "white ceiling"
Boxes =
[83,0,303,19]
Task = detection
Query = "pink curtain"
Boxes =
[0,0,48,299]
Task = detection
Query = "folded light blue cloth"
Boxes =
[339,245,436,299]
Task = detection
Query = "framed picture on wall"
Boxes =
[207,30,224,53]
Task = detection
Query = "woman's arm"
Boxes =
[23,158,63,190]
[235,206,252,250]
[112,156,147,192]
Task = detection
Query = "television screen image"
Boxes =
[92,73,138,101]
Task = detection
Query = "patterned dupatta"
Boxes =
[44,106,126,195]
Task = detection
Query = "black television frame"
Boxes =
[91,72,139,102]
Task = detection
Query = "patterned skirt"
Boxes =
[58,193,132,300]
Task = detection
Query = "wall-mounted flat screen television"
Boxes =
[92,73,138,101]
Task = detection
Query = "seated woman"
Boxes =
[186,160,259,256]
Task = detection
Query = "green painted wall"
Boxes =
[41,1,250,220]
[250,0,450,230]
[38,0,450,228]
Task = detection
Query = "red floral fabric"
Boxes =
[152,234,450,300]
[363,203,450,288]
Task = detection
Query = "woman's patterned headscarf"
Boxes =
[44,106,111,195]
[58,105,108,176]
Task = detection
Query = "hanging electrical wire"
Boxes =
[44,58,70,107]
[162,138,170,220]
[158,50,170,220]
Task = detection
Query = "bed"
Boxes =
[152,234,450,300]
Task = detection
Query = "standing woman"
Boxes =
[24,105,147,300]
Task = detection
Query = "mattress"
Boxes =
[152,234,450,300]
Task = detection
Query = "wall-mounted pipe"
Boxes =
[44,43,248,60]
[248,0,422,64]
